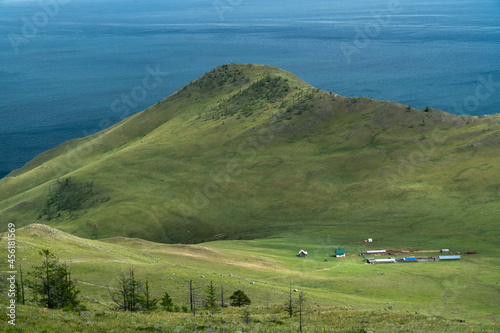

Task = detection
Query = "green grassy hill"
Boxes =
[1,63,500,329]
[1,224,498,332]
[1,63,499,248]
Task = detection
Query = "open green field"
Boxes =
[0,64,499,331]
[1,224,499,332]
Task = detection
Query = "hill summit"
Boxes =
[1,64,500,244]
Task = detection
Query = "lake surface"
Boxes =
[1,0,500,178]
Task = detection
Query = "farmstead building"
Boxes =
[335,248,346,258]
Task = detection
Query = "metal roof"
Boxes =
[373,259,396,263]
[365,250,386,254]
[335,248,346,255]
[439,255,461,260]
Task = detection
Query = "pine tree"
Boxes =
[204,281,217,313]
[286,283,293,318]
[109,269,145,312]
[189,279,194,315]
[242,306,252,324]
[298,291,307,332]
[29,250,82,310]
[221,284,225,308]
[160,292,174,312]
[229,290,251,307]
[14,280,22,303]
[19,264,25,305]
[143,278,158,311]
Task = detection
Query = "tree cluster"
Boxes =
[18,250,299,325]
[39,177,110,220]
[109,270,157,312]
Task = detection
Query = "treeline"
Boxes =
[107,269,250,314]
[9,250,307,329]
[11,251,257,314]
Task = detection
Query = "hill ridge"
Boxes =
[1,63,500,245]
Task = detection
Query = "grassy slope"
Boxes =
[1,224,498,332]
[0,63,499,248]
[0,63,499,329]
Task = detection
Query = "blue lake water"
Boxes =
[1,0,500,178]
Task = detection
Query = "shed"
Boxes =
[368,238,373,243]
[335,248,346,258]
[439,255,461,260]
[298,249,308,257]
[441,249,450,254]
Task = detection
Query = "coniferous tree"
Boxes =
[221,284,225,308]
[160,292,174,312]
[204,281,217,313]
[29,250,82,310]
[19,264,25,305]
[242,306,252,324]
[229,290,251,307]
[189,279,194,315]
[109,269,145,312]
[143,278,158,311]
[14,280,22,303]
[298,291,307,332]
[286,283,294,318]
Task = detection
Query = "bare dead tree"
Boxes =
[19,264,25,305]
[109,269,145,312]
[287,282,293,318]
[298,291,307,332]
[221,284,225,308]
